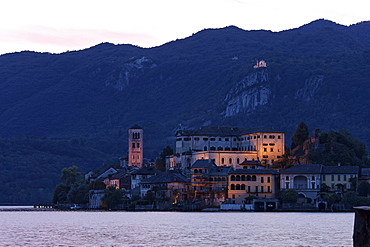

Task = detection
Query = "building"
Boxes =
[280,164,359,203]
[167,126,285,170]
[228,166,279,204]
[322,165,359,192]
[139,170,188,205]
[189,159,232,206]
[128,124,144,168]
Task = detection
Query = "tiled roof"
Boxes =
[208,166,233,176]
[281,164,323,174]
[177,126,282,137]
[361,168,370,176]
[230,169,279,175]
[131,166,161,175]
[322,166,359,174]
[130,124,143,129]
[191,159,216,168]
[141,171,187,184]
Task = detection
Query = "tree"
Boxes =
[281,189,299,203]
[291,122,309,148]
[61,165,82,186]
[358,182,370,197]
[155,146,174,171]
[52,183,70,204]
[67,182,90,204]
[101,186,125,209]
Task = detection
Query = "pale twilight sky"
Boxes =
[0,0,368,55]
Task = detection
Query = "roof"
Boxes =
[230,169,279,175]
[131,166,161,175]
[240,160,263,166]
[322,166,359,174]
[208,166,233,176]
[191,159,216,168]
[130,124,143,129]
[361,168,370,177]
[281,164,323,174]
[177,126,282,137]
[141,171,187,184]
[90,163,121,178]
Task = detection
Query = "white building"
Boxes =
[167,126,285,170]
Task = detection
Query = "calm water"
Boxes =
[0,209,354,246]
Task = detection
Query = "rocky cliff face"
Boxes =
[295,75,324,102]
[224,69,271,116]
[104,56,156,90]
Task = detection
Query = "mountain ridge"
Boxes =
[0,19,370,203]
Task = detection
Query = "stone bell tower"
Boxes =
[128,124,143,168]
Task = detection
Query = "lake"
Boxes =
[0,209,354,246]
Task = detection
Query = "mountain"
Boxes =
[0,19,370,203]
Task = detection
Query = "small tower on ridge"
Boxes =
[128,124,143,168]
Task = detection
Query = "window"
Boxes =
[210,147,216,150]
[267,186,271,192]
[269,143,275,146]
[194,169,198,173]
[264,148,267,152]
[176,138,182,141]
[323,175,326,181]
[261,177,264,183]
[221,158,225,164]
[229,158,232,164]
[267,177,271,183]
[194,137,200,141]
[203,138,208,141]
[246,175,251,181]
[331,175,334,181]
[255,186,258,193]
[241,184,246,190]
[311,182,315,189]
[270,148,274,152]
[312,176,315,181]
[231,184,235,190]
[263,155,268,158]
[236,184,241,190]
[231,175,235,181]
[261,186,264,192]
[132,143,135,148]
[248,186,251,192]
[257,135,260,138]
[338,175,341,181]
[217,147,223,150]
[241,175,245,181]
[184,137,191,141]
[286,182,289,189]
[236,175,240,181]
[137,143,140,148]
[237,158,240,164]
[286,176,289,180]
[219,138,222,141]
[278,136,281,139]
[264,135,267,138]
[210,138,216,141]
[344,175,347,181]
[252,175,257,181]
[225,138,229,141]
[204,146,208,151]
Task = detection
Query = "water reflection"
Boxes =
[0,211,354,246]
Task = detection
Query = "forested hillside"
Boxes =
[0,19,370,204]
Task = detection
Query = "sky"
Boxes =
[0,0,368,55]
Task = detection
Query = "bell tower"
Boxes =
[128,124,143,168]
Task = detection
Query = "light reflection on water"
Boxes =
[0,211,354,246]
